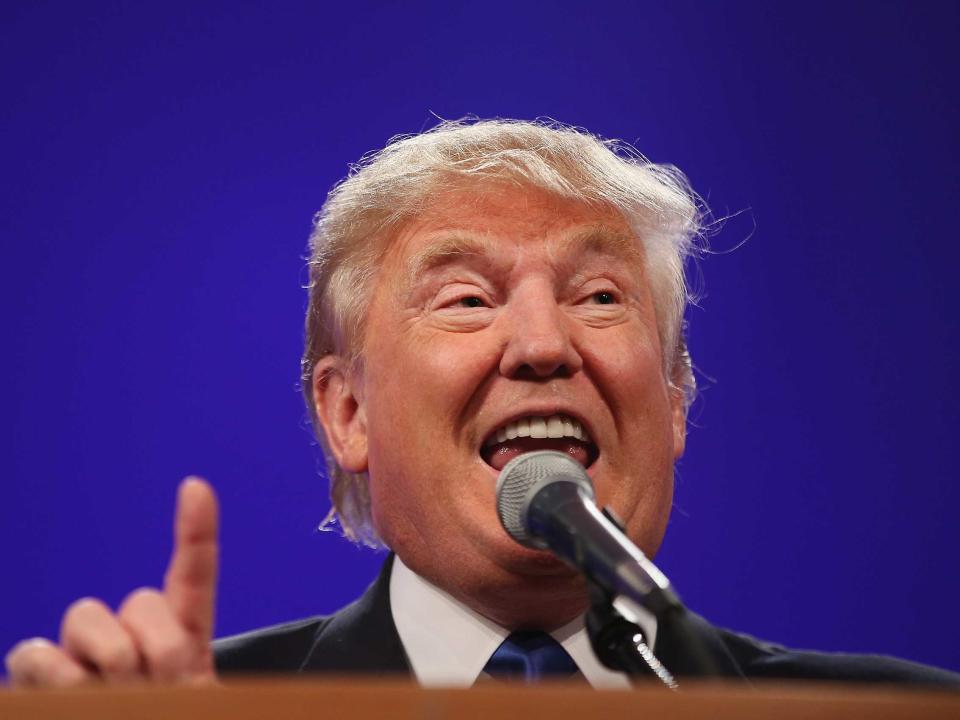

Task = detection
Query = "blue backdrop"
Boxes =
[2,1,958,676]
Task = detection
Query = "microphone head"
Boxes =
[495,450,595,549]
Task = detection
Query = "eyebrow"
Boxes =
[402,224,644,286]
[551,226,644,268]
[405,234,494,280]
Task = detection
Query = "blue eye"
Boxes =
[459,296,486,308]
[593,292,616,305]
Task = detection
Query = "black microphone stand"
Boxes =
[586,579,678,688]
[584,508,721,687]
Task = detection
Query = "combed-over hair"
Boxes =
[302,118,703,546]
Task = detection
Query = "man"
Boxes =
[6,119,959,688]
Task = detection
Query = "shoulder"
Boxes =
[212,554,408,676]
[713,625,960,688]
[214,615,333,674]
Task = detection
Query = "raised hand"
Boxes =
[5,477,219,686]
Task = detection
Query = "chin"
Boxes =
[473,533,583,590]
[475,562,590,630]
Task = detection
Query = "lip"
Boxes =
[478,447,601,483]
[480,405,597,449]
[478,404,600,472]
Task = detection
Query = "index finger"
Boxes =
[163,477,219,643]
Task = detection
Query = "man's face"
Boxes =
[332,185,685,623]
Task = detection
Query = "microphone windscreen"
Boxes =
[495,450,595,548]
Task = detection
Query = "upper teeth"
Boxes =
[486,414,590,446]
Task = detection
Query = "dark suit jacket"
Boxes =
[214,555,960,687]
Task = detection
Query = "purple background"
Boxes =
[2,2,958,676]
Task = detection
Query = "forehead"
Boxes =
[383,185,644,278]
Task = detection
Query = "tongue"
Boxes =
[483,437,592,472]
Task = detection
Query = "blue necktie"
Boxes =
[483,631,579,682]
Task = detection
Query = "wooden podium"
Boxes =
[2,678,958,719]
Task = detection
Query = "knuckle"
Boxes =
[59,597,121,653]
[146,638,192,679]
[5,637,50,674]
[62,596,108,626]
[50,661,89,687]
[119,587,163,616]
[4,639,86,687]
[97,638,138,674]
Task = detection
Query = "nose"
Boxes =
[499,287,584,379]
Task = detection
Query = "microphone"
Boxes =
[495,450,680,616]
[496,450,721,679]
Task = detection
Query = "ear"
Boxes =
[668,338,692,461]
[312,356,369,473]
[670,386,687,461]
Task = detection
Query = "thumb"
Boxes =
[163,477,219,644]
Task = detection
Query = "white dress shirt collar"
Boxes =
[389,555,656,688]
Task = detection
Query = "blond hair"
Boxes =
[302,118,703,546]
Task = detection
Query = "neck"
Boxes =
[468,582,589,631]
[408,557,590,631]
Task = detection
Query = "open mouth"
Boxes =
[480,414,599,472]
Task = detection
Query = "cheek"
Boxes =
[378,330,497,425]
[585,333,675,548]
[362,331,496,497]
[590,332,669,415]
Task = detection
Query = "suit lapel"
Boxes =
[296,554,747,682]
[654,610,748,681]
[299,554,411,675]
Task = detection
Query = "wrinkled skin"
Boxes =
[315,185,686,629]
